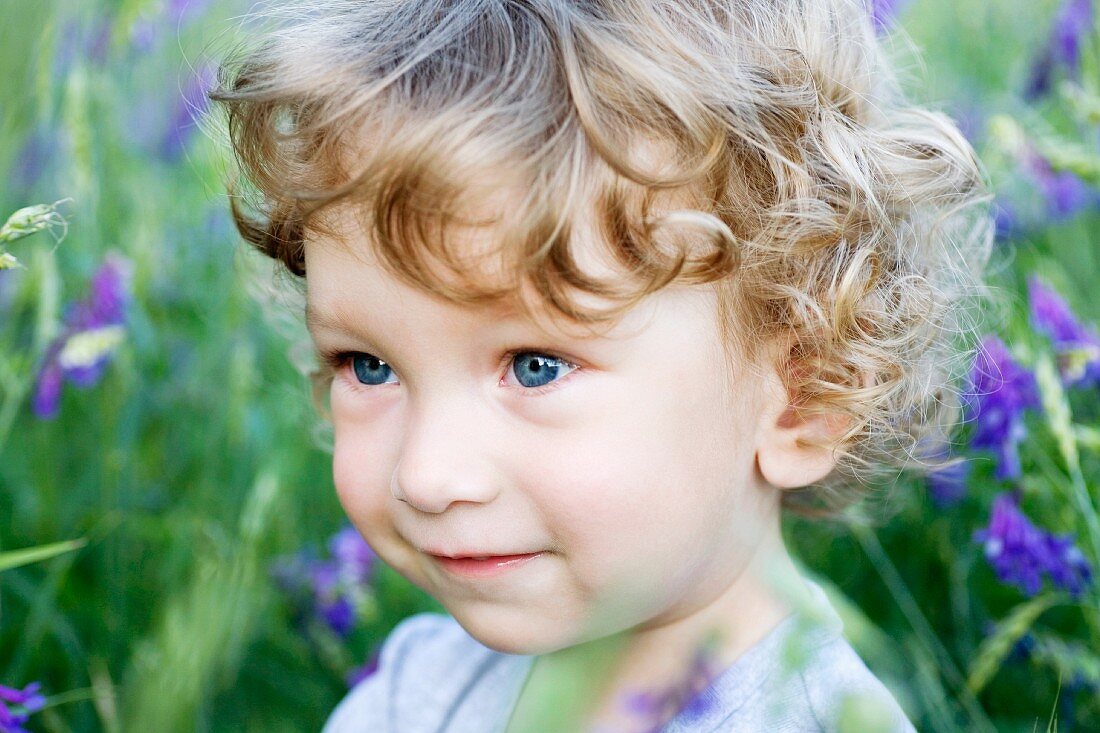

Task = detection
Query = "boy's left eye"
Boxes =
[503,352,578,390]
[350,353,397,386]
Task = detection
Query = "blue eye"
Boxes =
[510,352,575,389]
[351,354,397,386]
[328,350,576,392]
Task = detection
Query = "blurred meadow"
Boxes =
[2,0,1100,731]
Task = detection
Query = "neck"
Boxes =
[507,526,808,733]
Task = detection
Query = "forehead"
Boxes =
[303,238,734,385]
[303,187,639,340]
[305,228,628,352]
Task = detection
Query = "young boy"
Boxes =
[212,0,990,730]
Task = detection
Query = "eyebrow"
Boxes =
[305,298,596,345]
[305,303,360,337]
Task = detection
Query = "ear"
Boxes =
[752,345,853,490]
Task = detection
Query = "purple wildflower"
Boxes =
[963,337,1041,480]
[330,525,377,584]
[161,64,216,161]
[271,525,377,637]
[308,559,357,635]
[168,0,213,25]
[1027,276,1100,388]
[68,255,131,329]
[318,592,357,637]
[31,253,133,420]
[346,650,381,688]
[1026,0,1095,99]
[868,0,909,32]
[973,492,1093,598]
[1053,0,1094,68]
[0,681,46,733]
[31,359,64,420]
[1024,150,1096,220]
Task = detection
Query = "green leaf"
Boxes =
[1034,355,1079,472]
[1033,353,1100,572]
[1073,424,1100,451]
[0,538,88,573]
[0,201,68,244]
[1059,81,1100,125]
[966,594,1059,696]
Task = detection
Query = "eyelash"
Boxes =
[316,348,580,397]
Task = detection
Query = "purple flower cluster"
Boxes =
[1027,276,1100,388]
[990,145,1096,239]
[0,682,45,733]
[272,525,377,637]
[1025,0,1094,100]
[32,253,133,419]
[973,492,1093,598]
[964,336,1042,481]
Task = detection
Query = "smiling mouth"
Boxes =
[430,552,544,578]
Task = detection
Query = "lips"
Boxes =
[432,552,534,560]
[429,551,544,578]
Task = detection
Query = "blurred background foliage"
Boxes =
[1,0,1099,731]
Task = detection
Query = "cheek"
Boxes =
[540,367,752,579]
[539,383,739,549]
[331,412,395,538]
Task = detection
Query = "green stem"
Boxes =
[0,377,31,455]
[1031,355,1100,570]
[0,246,58,456]
[849,523,997,733]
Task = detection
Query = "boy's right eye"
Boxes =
[349,353,398,386]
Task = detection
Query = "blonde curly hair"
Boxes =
[211,0,994,519]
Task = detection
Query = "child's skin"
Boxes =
[304,193,844,730]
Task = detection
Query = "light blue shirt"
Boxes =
[324,579,918,732]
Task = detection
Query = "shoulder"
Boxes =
[791,635,918,733]
[323,613,456,733]
[784,578,917,733]
[699,577,918,733]
[323,612,530,733]
[721,630,916,733]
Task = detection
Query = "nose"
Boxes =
[390,396,504,513]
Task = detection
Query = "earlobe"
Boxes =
[753,357,850,490]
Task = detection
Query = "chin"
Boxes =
[448,603,573,656]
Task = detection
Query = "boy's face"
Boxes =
[304,215,786,655]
